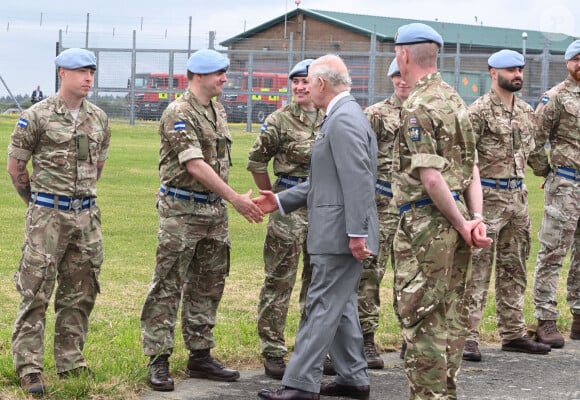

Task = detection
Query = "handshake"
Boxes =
[230,190,280,224]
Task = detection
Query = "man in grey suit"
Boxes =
[255,54,378,400]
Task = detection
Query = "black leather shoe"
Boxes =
[502,336,551,354]
[320,382,370,399]
[258,386,320,400]
[186,349,240,381]
[462,339,482,362]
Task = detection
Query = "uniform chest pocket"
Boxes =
[87,130,105,162]
[45,128,74,145]
[41,129,75,167]
[284,127,315,165]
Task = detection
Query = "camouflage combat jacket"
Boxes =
[393,72,476,207]
[159,89,231,190]
[365,94,402,182]
[247,102,323,177]
[8,94,110,197]
[469,89,536,179]
[528,77,580,177]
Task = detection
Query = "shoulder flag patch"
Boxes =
[17,117,28,128]
[260,123,267,133]
[174,121,186,131]
[540,95,550,104]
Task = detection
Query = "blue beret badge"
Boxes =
[540,95,550,104]
[17,117,28,128]
[409,126,421,141]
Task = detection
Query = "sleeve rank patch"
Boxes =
[409,126,421,141]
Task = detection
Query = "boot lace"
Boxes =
[542,320,558,335]
[152,360,170,380]
[25,373,41,384]
[364,337,379,358]
[269,357,285,369]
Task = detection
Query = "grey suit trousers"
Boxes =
[282,253,369,393]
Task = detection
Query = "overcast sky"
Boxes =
[1,0,578,96]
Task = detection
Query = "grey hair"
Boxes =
[309,55,352,91]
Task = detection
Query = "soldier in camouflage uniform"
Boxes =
[360,58,410,368]
[247,59,324,380]
[463,50,551,362]
[529,39,580,347]
[392,24,491,399]
[139,49,263,392]
[7,48,110,396]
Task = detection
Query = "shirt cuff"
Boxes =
[275,194,286,216]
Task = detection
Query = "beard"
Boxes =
[497,74,523,92]
[569,68,580,82]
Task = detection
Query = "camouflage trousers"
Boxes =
[141,196,230,357]
[257,206,311,358]
[394,204,471,400]
[12,204,103,377]
[467,186,531,343]
[357,201,398,334]
[534,173,580,319]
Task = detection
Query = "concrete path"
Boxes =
[140,339,579,399]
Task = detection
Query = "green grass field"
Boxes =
[0,115,572,399]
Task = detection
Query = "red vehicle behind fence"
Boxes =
[128,72,188,120]
[221,71,289,123]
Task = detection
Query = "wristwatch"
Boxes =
[471,212,483,219]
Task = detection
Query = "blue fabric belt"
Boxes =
[375,179,393,197]
[30,192,95,211]
[399,191,460,215]
[553,166,580,181]
[276,174,307,189]
[160,184,221,203]
[480,177,522,190]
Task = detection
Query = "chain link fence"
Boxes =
[53,31,571,130]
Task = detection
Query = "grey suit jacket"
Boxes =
[278,94,379,255]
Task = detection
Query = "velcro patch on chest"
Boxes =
[409,126,421,141]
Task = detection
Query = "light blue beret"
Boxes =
[55,48,97,70]
[187,49,229,74]
[488,49,525,68]
[565,40,580,61]
[395,23,443,48]
[387,59,400,77]
[289,59,314,79]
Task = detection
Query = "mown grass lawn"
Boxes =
[0,115,572,399]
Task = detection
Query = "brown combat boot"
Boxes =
[186,349,240,382]
[462,339,482,362]
[148,354,174,391]
[363,332,384,369]
[537,320,565,348]
[20,372,45,396]
[502,335,551,354]
[571,314,580,340]
[264,356,286,380]
[323,354,337,375]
